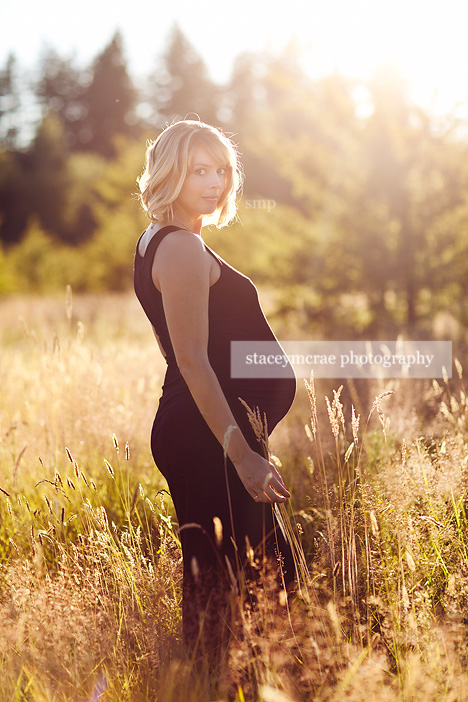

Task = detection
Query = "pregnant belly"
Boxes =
[227,376,296,434]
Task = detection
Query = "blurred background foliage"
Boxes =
[0,27,467,348]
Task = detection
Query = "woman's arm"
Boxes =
[152,230,290,504]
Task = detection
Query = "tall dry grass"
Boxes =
[1,291,468,701]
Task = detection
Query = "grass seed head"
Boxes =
[112,433,119,451]
[304,372,317,438]
[324,384,344,439]
[368,390,395,440]
[104,459,115,478]
[43,495,53,515]
[369,510,380,538]
[213,516,223,547]
[351,405,360,445]
[9,537,20,555]
[405,549,416,572]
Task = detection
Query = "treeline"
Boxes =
[1,28,468,342]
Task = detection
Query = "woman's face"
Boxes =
[174,146,227,224]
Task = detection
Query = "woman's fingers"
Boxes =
[238,452,290,503]
[251,473,290,503]
[269,463,288,490]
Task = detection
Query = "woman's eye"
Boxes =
[195,168,206,175]
[218,168,226,175]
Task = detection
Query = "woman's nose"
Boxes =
[210,171,224,188]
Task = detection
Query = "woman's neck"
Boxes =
[170,207,203,235]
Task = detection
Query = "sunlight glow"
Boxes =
[1,0,468,113]
[300,0,468,112]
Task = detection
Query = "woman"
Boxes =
[134,120,296,662]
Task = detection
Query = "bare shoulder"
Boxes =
[152,229,210,289]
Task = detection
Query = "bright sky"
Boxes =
[1,0,468,114]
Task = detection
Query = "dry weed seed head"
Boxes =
[9,537,20,555]
[98,506,108,530]
[455,358,463,379]
[65,447,74,463]
[238,398,269,456]
[368,390,395,440]
[405,549,416,573]
[325,385,344,440]
[344,442,354,463]
[104,459,115,478]
[125,442,130,460]
[43,495,53,515]
[213,516,223,547]
[351,405,360,445]
[112,433,119,451]
[304,372,318,439]
[245,536,255,567]
[369,510,380,538]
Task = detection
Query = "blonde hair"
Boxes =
[137,120,243,228]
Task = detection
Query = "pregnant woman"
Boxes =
[134,120,296,666]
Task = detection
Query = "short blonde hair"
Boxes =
[137,120,243,228]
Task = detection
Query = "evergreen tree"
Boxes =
[147,25,219,125]
[81,32,137,157]
[222,51,263,131]
[0,54,20,148]
[34,47,88,149]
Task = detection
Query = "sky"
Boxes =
[1,0,468,114]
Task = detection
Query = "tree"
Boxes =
[0,54,20,148]
[80,32,137,157]
[147,25,219,126]
[34,47,88,149]
[221,51,264,132]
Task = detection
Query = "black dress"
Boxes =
[134,225,296,653]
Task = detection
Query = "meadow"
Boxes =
[0,291,467,702]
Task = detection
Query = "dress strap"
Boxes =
[136,225,190,259]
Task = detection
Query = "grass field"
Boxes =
[0,291,467,701]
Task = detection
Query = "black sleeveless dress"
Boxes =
[134,225,296,649]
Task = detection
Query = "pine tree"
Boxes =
[0,54,20,148]
[147,25,219,125]
[81,32,137,157]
